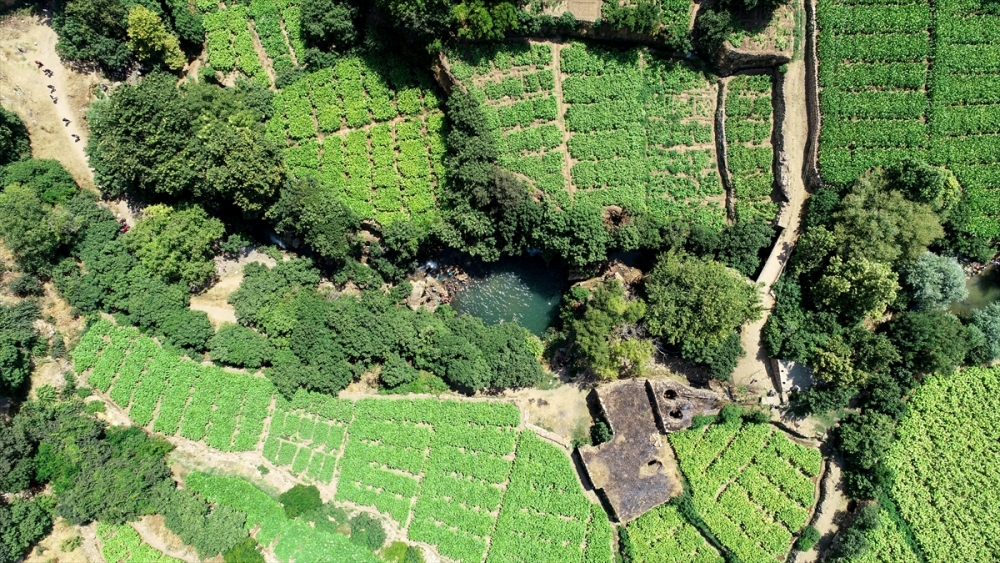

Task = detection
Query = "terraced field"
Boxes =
[73,320,613,563]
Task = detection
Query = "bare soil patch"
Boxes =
[22,517,91,563]
[0,14,102,190]
[502,383,592,443]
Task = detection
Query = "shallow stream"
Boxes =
[951,265,1000,316]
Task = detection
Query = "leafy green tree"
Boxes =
[268,177,358,263]
[968,303,1000,363]
[887,310,969,375]
[0,159,78,205]
[680,330,745,381]
[715,220,775,278]
[790,226,835,274]
[164,0,204,47]
[53,0,131,70]
[0,300,41,394]
[814,256,899,322]
[885,158,961,215]
[833,173,944,264]
[901,252,968,310]
[693,8,734,58]
[380,352,418,388]
[0,107,30,166]
[795,525,820,551]
[210,323,274,369]
[348,512,387,551]
[540,202,611,267]
[645,252,763,348]
[125,204,224,288]
[87,75,283,217]
[126,5,185,69]
[566,280,649,379]
[279,484,322,519]
[811,335,859,387]
[224,537,264,563]
[300,0,359,49]
[0,183,74,274]
[0,497,53,563]
[403,546,426,563]
[161,487,248,557]
[837,411,896,498]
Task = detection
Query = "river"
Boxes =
[951,265,1000,317]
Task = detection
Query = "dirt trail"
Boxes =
[0,15,98,189]
[732,58,809,392]
[794,456,847,563]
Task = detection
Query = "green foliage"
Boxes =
[268,177,359,263]
[694,8,735,58]
[87,74,283,217]
[887,310,969,375]
[968,302,1000,363]
[300,0,359,50]
[0,107,30,166]
[590,421,613,445]
[224,537,264,563]
[210,323,274,369]
[52,0,131,70]
[901,252,967,310]
[126,5,186,69]
[0,159,78,205]
[795,525,820,551]
[349,512,387,552]
[0,497,53,563]
[0,183,68,274]
[716,220,776,278]
[600,0,692,52]
[161,487,248,557]
[0,300,41,394]
[125,204,224,288]
[680,330,745,381]
[645,251,763,349]
[814,256,899,322]
[565,280,650,379]
[279,484,322,519]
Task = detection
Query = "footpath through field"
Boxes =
[732,57,809,393]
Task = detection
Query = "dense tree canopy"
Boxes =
[0,108,30,167]
[125,204,224,288]
[300,0,361,50]
[1,159,78,205]
[644,251,762,348]
[87,74,283,217]
[125,5,185,69]
[902,252,968,310]
[0,301,41,395]
[563,281,650,380]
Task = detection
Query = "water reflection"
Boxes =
[951,266,1000,317]
[451,257,567,336]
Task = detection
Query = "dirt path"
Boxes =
[732,58,809,393]
[130,516,200,563]
[794,456,847,563]
[0,15,98,189]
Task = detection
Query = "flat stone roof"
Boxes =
[579,379,722,522]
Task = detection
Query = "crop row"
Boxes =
[97,522,182,563]
[725,74,776,223]
[74,324,275,452]
[201,3,268,85]
[270,65,445,228]
[248,0,293,74]
[885,367,1000,563]
[447,42,553,81]
[623,503,724,563]
[185,472,382,562]
[670,420,820,562]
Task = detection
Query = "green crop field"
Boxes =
[200,0,304,86]
[74,322,613,563]
[882,366,1000,562]
[96,522,183,563]
[266,57,446,228]
[447,40,729,228]
[669,418,822,563]
[817,0,1000,237]
[725,74,777,223]
[845,495,921,563]
[623,503,724,563]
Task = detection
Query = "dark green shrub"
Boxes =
[795,525,820,551]
[223,537,264,563]
[742,408,770,424]
[718,403,743,425]
[0,107,30,166]
[84,401,106,414]
[349,512,387,552]
[209,323,274,369]
[833,527,870,559]
[9,274,43,297]
[690,414,716,429]
[590,421,613,445]
[279,484,322,519]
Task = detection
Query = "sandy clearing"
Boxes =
[0,14,100,190]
